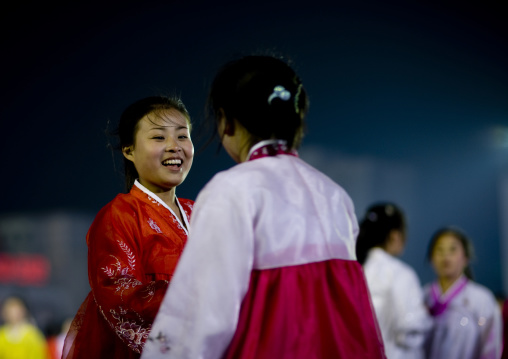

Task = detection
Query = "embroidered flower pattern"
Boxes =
[98,240,151,351]
[148,218,162,233]
[111,310,151,353]
[142,281,159,302]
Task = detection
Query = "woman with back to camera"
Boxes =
[424,226,502,359]
[141,54,386,359]
[62,96,194,359]
[356,202,431,359]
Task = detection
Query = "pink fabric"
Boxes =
[429,276,468,316]
[501,299,508,358]
[247,140,298,161]
[224,259,386,359]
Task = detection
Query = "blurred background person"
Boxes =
[424,226,502,359]
[0,294,48,359]
[46,317,72,359]
[356,202,431,359]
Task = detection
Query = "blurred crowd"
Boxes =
[1,201,507,359]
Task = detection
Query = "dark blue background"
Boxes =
[1,1,507,297]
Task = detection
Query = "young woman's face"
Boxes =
[124,108,194,193]
[430,234,468,281]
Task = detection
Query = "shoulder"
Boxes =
[88,193,142,237]
[465,281,497,303]
[94,193,138,219]
[462,281,501,320]
[422,282,433,295]
[177,197,194,206]
[221,156,349,195]
[367,250,420,282]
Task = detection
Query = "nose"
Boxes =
[165,137,181,152]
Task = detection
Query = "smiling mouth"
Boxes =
[162,159,182,167]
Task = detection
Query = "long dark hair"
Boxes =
[427,226,475,280]
[355,202,406,265]
[206,55,309,152]
[112,96,191,192]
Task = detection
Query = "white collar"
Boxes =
[134,180,190,235]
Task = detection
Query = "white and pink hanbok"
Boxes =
[423,275,502,359]
[141,140,386,359]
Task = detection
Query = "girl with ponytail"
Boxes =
[142,55,386,359]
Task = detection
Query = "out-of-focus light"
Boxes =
[491,126,508,148]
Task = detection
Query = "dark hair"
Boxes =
[113,96,191,192]
[355,202,406,265]
[427,226,475,280]
[206,55,309,152]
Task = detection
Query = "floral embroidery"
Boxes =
[148,218,162,233]
[110,309,150,353]
[117,240,136,271]
[98,240,150,352]
[101,242,142,298]
[147,194,160,205]
[142,281,159,302]
[170,214,184,231]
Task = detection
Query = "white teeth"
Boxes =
[163,159,182,166]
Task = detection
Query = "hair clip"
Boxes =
[268,85,291,105]
[385,205,394,216]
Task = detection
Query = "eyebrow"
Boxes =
[148,125,189,131]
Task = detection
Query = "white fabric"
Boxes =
[141,154,359,359]
[364,248,432,359]
[134,179,190,235]
[423,279,502,359]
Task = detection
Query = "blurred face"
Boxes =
[431,234,468,281]
[1,298,27,324]
[123,108,194,194]
[386,229,406,257]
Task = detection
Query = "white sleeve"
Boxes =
[141,178,254,359]
[390,266,432,349]
[479,291,503,359]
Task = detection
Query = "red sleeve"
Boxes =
[87,197,169,352]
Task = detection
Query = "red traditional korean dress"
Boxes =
[62,180,193,359]
[142,140,386,359]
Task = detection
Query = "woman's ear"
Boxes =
[224,120,235,136]
[218,108,235,136]
[122,145,134,162]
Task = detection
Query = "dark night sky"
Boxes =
[1,1,507,293]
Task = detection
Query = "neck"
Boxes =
[439,274,463,293]
[137,180,177,208]
[155,188,177,209]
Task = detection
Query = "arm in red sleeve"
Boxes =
[87,199,171,353]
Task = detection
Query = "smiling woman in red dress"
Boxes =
[62,96,194,359]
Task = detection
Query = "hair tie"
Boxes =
[268,85,291,104]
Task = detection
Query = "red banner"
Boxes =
[0,253,51,286]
